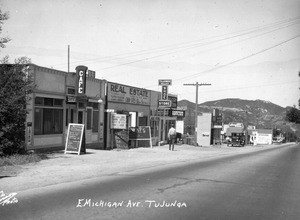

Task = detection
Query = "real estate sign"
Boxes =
[111,114,127,129]
[129,126,152,148]
[107,82,150,105]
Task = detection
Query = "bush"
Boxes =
[0,63,34,155]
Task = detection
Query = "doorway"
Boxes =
[78,110,84,124]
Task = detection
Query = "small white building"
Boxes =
[252,129,273,145]
[196,113,212,146]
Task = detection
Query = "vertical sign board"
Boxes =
[158,79,172,108]
[76,65,88,95]
[129,126,152,148]
[161,85,168,100]
[65,123,85,155]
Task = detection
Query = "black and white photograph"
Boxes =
[1,0,300,219]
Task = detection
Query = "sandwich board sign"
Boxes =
[65,123,85,155]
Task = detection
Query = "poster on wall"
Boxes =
[65,123,85,155]
[111,114,127,129]
[129,126,152,148]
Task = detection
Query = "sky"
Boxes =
[1,0,300,108]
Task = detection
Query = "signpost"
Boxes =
[65,123,85,155]
[129,126,152,148]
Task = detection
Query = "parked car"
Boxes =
[230,133,245,147]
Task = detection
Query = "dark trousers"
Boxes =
[169,138,175,150]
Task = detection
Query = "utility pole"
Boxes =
[183,82,211,146]
[68,45,70,73]
[245,110,248,145]
[298,71,300,109]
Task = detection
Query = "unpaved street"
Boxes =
[1,143,300,220]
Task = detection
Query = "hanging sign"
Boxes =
[76,65,88,95]
[65,123,85,155]
[158,79,172,86]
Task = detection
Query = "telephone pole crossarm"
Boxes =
[183,82,211,146]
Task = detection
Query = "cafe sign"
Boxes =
[76,65,88,96]
[107,82,150,105]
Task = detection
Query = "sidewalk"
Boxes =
[0,143,288,193]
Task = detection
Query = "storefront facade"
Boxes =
[25,64,106,150]
[105,82,151,149]
[150,91,180,145]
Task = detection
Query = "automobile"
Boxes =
[230,134,245,147]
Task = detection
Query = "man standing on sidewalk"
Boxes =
[168,124,177,151]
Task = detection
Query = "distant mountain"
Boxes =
[178,98,299,138]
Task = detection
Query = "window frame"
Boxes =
[34,97,64,135]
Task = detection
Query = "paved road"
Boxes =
[2,143,300,220]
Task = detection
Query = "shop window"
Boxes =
[150,118,159,138]
[35,97,43,106]
[34,97,64,135]
[54,99,63,107]
[139,116,148,126]
[86,103,99,132]
[92,110,99,132]
[34,109,43,134]
[34,108,63,134]
[44,98,53,106]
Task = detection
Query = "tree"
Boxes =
[0,59,34,155]
[0,8,35,154]
[0,9,10,49]
[286,107,300,124]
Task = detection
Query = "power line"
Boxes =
[173,34,300,82]
[93,19,300,71]
[50,16,300,69]
[181,81,297,96]
[142,33,300,91]
[96,19,300,79]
